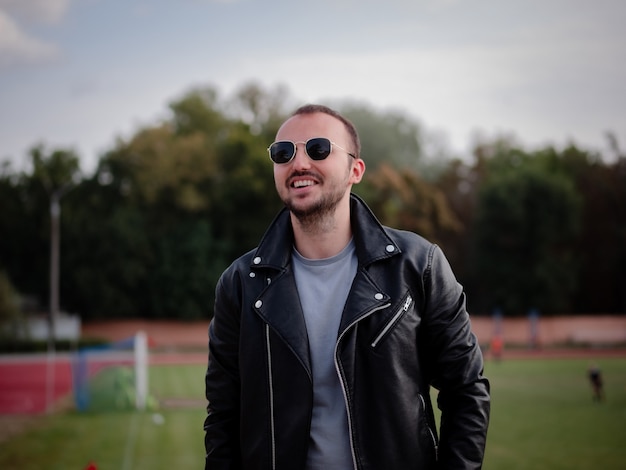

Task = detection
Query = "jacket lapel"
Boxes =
[339,269,391,334]
[253,266,312,378]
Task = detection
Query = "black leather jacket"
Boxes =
[205,194,490,469]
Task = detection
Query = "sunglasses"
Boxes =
[267,137,356,164]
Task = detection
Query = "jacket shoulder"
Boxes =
[217,248,257,288]
[383,227,438,263]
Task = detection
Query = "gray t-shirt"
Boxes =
[292,240,357,470]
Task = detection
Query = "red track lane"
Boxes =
[0,352,207,414]
[0,356,74,414]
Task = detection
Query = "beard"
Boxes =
[287,188,344,228]
[281,170,350,232]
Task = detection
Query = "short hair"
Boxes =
[292,104,361,158]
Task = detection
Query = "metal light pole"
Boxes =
[49,192,61,346]
[35,146,78,413]
[46,190,61,413]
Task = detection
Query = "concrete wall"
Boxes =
[80,315,626,350]
[471,314,626,347]
[21,313,81,341]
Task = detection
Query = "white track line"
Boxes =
[121,411,140,470]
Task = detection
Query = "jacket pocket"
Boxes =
[419,393,439,462]
[370,292,414,348]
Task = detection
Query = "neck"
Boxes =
[290,198,352,259]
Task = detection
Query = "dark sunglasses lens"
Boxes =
[306,138,332,160]
[270,142,295,163]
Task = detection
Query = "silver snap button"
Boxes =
[375,293,384,300]
[255,300,263,308]
[249,272,256,278]
[385,244,395,253]
[253,256,261,264]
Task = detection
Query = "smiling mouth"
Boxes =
[292,179,316,188]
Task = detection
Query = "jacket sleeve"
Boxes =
[204,271,243,470]
[422,245,490,469]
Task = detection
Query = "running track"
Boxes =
[3,348,622,414]
[0,352,206,414]
[0,354,73,414]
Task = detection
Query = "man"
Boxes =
[205,104,490,469]
[588,363,604,402]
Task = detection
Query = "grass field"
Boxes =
[481,357,626,469]
[0,357,625,469]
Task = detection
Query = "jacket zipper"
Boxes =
[370,295,413,347]
[335,302,391,470]
[419,393,439,461]
[265,324,276,469]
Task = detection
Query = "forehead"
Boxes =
[275,112,349,143]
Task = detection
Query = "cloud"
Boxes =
[0,9,59,67]
[0,0,71,24]
[0,0,72,68]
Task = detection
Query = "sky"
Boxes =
[1,0,625,174]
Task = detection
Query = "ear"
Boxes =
[350,158,366,184]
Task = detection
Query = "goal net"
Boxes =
[72,331,149,412]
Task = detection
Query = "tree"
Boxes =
[555,144,626,312]
[5,81,623,320]
[334,102,422,170]
[364,163,461,243]
[225,81,293,140]
[433,155,490,287]
[472,152,581,314]
[169,86,225,137]
[30,145,81,193]
[0,270,23,340]
[57,86,282,320]
[0,163,27,290]
[0,146,80,314]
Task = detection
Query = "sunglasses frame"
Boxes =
[267,137,356,164]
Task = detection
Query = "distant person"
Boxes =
[204,104,490,469]
[588,363,604,402]
[490,334,504,362]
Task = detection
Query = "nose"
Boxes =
[291,142,311,169]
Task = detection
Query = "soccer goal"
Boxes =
[72,331,149,412]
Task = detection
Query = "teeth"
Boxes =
[293,180,314,188]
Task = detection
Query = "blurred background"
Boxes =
[0,1,625,468]
[1,0,624,327]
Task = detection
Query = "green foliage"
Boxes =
[365,163,461,243]
[62,202,154,318]
[339,101,425,171]
[55,84,281,320]
[30,145,81,193]
[225,81,293,139]
[169,86,225,137]
[473,149,582,313]
[148,219,226,320]
[0,270,23,338]
[557,146,626,313]
[0,146,80,306]
[0,82,624,318]
[210,124,282,253]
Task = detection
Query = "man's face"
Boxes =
[272,112,363,221]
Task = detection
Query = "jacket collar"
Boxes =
[251,193,401,270]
